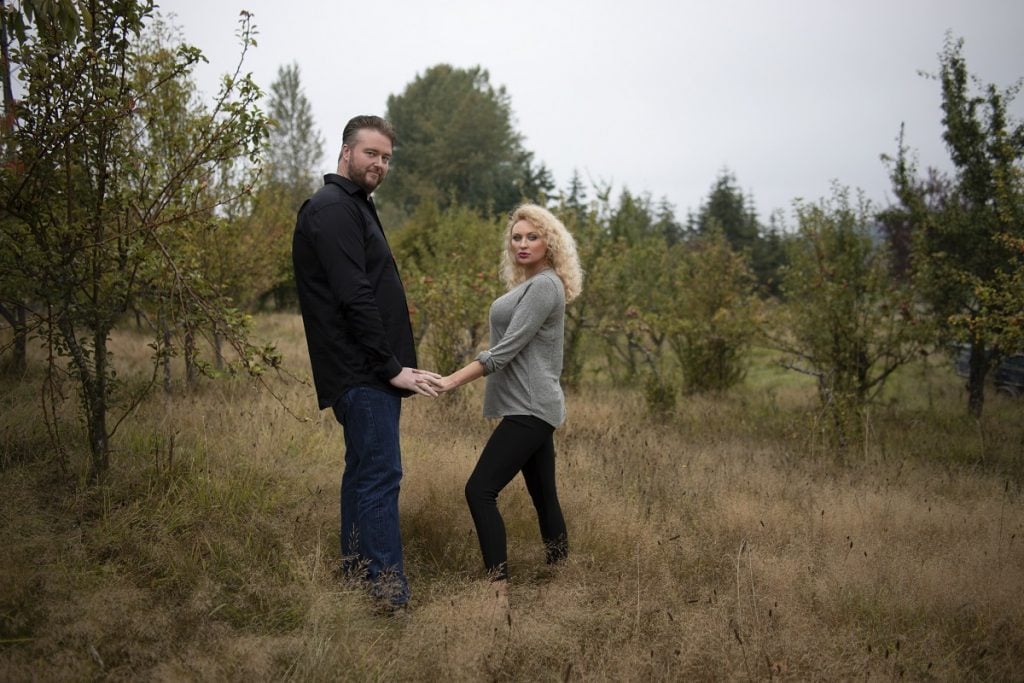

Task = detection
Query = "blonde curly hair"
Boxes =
[499,204,583,303]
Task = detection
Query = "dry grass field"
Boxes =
[1,313,1022,680]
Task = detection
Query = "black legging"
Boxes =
[465,414,568,580]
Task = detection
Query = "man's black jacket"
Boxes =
[292,174,417,408]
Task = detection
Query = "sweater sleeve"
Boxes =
[476,275,559,375]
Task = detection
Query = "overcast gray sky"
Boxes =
[165,0,1023,223]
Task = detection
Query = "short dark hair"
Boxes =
[341,115,397,148]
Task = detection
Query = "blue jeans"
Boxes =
[332,386,409,605]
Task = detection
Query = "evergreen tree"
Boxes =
[751,210,792,296]
[266,62,323,206]
[563,169,588,216]
[607,189,654,244]
[516,153,555,206]
[694,170,760,252]
[653,197,684,244]
[253,62,324,308]
[692,168,787,293]
[380,64,540,218]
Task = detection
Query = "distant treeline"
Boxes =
[0,2,1020,477]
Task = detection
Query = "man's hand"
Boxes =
[389,367,442,397]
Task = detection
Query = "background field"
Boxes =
[1,313,1022,680]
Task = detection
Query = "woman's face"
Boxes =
[509,219,549,274]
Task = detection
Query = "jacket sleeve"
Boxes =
[476,276,559,375]
[311,200,402,380]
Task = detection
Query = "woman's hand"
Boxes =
[425,374,457,393]
[426,359,485,394]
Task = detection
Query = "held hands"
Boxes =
[424,359,484,394]
[425,374,458,394]
[391,360,483,397]
[390,367,442,397]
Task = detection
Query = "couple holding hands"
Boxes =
[292,115,583,612]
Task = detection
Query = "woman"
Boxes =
[429,203,583,600]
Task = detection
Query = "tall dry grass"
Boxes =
[1,313,1022,680]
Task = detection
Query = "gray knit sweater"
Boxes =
[476,269,566,428]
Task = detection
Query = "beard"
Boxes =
[348,162,386,194]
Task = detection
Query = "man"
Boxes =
[292,114,438,611]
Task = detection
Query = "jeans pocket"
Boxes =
[332,391,352,426]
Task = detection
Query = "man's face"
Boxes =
[340,129,393,194]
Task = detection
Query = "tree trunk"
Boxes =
[13,302,25,372]
[87,329,110,480]
[58,315,111,480]
[967,341,990,419]
[1,8,26,377]
[562,304,587,389]
[0,302,27,375]
[184,326,197,386]
[162,327,172,394]
[213,329,224,371]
